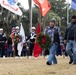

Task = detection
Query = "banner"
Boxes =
[1,0,22,16]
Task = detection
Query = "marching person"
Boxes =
[0,28,7,58]
[64,15,76,64]
[44,19,60,65]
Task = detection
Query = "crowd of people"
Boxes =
[0,26,21,58]
[0,25,36,59]
[0,15,76,66]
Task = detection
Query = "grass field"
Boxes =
[0,56,76,75]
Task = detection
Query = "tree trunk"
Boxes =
[6,11,11,34]
[42,15,47,32]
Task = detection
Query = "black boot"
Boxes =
[69,58,73,64]
[46,62,52,65]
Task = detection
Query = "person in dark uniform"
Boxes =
[64,15,76,64]
[0,28,7,58]
[26,27,36,59]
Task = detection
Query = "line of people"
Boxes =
[0,26,24,58]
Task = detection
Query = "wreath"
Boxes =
[14,34,22,44]
[36,32,51,49]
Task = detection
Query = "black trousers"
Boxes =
[29,43,34,56]
[14,43,18,56]
[0,43,5,57]
[44,49,49,56]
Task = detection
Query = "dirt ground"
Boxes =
[0,56,76,75]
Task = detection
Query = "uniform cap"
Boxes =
[15,26,19,29]
[50,19,55,23]
[0,28,3,31]
[31,27,36,30]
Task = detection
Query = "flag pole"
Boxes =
[28,0,32,32]
[30,0,32,32]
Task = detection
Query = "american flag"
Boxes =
[10,27,15,51]
[12,27,15,34]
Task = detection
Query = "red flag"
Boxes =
[33,0,40,6]
[33,0,51,16]
[36,23,41,34]
[33,23,42,57]
[33,43,42,57]
[40,0,51,16]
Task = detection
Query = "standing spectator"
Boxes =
[64,15,76,64]
[60,31,66,58]
[21,43,26,56]
[0,28,7,58]
[44,19,60,65]
[7,35,13,57]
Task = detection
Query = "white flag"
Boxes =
[1,0,22,16]
[17,23,25,56]
[19,23,25,43]
[0,0,1,4]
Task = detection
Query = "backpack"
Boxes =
[67,24,76,40]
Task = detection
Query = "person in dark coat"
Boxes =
[64,15,76,64]
[0,28,7,58]
[7,35,13,57]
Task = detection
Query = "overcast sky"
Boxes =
[18,0,71,10]
[18,0,33,9]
